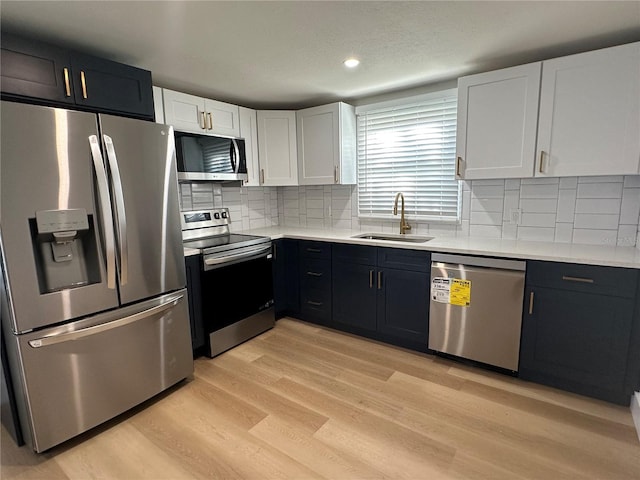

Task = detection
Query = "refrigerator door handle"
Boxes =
[102,134,128,286]
[27,293,185,348]
[88,135,117,289]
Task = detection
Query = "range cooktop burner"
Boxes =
[181,208,271,256]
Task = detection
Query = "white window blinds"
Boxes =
[356,89,460,221]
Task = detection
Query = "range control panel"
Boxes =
[181,208,230,231]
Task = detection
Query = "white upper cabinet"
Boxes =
[162,88,240,137]
[457,42,640,179]
[257,110,298,186]
[296,102,357,185]
[536,42,640,177]
[152,86,164,124]
[456,63,541,179]
[162,89,205,133]
[239,106,260,186]
[204,98,240,137]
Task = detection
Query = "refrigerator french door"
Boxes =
[0,101,193,452]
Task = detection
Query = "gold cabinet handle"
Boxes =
[377,271,382,290]
[528,291,534,315]
[538,151,545,173]
[562,275,594,284]
[456,156,462,177]
[63,68,71,97]
[369,270,374,288]
[207,112,213,130]
[200,111,206,129]
[80,71,88,99]
[260,169,265,184]
[334,165,339,183]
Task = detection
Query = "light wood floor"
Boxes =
[2,317,639,479]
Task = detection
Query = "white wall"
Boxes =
[277,175,640,247]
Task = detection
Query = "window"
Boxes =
[356,89,460,222]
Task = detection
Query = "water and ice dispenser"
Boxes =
[31,209,101,293]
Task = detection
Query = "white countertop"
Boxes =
[228,226,640,269]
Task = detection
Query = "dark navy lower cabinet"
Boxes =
[273,239,300,319]
[272,245,640,404]
[377,267,430,344]
[298,240,331,325]
[331,244,430,350]
[332,261,377,332]
[185,255,206,354]
[520,261,640,405]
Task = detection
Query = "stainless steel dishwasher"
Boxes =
[429,253,526,372]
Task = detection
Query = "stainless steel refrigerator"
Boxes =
[0,101,193,452]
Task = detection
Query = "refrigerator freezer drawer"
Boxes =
[10,289,193,452]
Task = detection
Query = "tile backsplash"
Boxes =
[276,175,640,248]
[179,182,279,231]
[467,176,640,246]
[179,176,640,248]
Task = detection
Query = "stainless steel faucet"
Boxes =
[393,192,412,234]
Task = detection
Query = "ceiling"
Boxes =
[1,1,639,109]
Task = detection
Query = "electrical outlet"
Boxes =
[510,209,522,225]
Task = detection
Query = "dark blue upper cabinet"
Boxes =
[1,33,74,105]
[69,52,153,119]
[1,33,154,120]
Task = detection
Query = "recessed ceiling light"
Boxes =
[343,58,360,68]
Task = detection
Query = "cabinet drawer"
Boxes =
[377,248,431,273]
[301,258,331,290]
[299,240,331,259]
[300,288,331,323]
[332,243,377,265]
[527,261,638,298]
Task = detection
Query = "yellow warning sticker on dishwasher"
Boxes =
[450,278,471,306]
[431,277,471,306]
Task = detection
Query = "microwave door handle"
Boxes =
[231,139,239,173]
[88,135,117,289]
[102,135,128,286]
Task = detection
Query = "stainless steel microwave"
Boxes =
[175,132,248,181]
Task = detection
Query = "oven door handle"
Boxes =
[203,244,272,269]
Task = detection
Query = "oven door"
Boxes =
[200,252,274,356]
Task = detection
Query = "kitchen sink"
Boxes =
[352,233,434,243]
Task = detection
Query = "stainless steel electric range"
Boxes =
[182,208,274,357]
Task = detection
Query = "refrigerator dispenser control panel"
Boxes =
[36,209,89,234]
